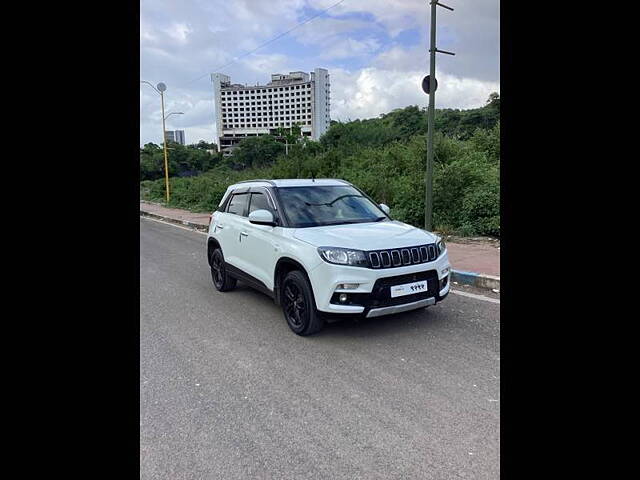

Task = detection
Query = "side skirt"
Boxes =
[225,263,276,300]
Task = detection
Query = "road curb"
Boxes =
[450,270,500,292]
[140,210,208,232]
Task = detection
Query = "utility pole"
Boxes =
[425,1,454,231]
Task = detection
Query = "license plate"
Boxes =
[390,280,428,298]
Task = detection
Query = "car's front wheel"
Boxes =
[282,270,324,336]
[210,248,237,292]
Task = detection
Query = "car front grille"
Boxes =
[368,244,438,269]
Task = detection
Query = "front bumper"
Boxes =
[307,251,451,317]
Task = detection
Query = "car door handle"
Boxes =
[216,224,225,229]
[240,231,248,237]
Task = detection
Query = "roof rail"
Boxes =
[234,179,277,186]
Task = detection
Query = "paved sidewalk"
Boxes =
[445,242,500,277]
[140,200,500,281]
[140,201,210,226]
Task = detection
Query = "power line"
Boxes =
[182,0,347,87]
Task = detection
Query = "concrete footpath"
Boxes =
[140,200,500,291]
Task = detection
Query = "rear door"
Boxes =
[235,188,280,290]
[217,190,250,268]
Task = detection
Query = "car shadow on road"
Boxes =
[316,306,448,339]
[221,281,450,340]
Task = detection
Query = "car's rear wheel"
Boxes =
[282,270,324,336]
[210,248,237,292]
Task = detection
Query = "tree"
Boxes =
[140,142,219,180]
[193,140,217,150]
[486,92,500,107]
[229,135,285,169]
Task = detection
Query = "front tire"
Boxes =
[282,270,324,336]
[210,248,237,292]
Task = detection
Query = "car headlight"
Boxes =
[437,238,446,256]
[317,247,369,267]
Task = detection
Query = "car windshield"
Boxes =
[277,185,387,228]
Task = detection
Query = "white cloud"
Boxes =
[140,0,499,146]
[321,37,381,59]
[331,67,499,122]
[291,17,376,45]
[313,0,426,37]
[164,22,192,44]
[242,53,291,75]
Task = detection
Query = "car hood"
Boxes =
[293,221,438,250]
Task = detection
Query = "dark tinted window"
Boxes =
[249,192,271,214]
[278,186,386,228]
[226,193,249,216]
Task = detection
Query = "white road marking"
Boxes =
[141,215,207,235]
[450,289,500,304]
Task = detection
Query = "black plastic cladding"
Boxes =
[368,244,438,269]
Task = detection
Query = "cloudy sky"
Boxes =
[140,0,499,146]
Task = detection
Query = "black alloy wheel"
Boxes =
[281,270,324,335]
[283,281,305,328]
[210,249,237,292]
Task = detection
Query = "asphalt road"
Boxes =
[140,217,500,479]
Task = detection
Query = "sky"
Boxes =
[140,0,499,147]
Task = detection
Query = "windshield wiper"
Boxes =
[319,218,383,226]
[373,216,387,222]
[305,194,363,207]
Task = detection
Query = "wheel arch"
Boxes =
[273,257,311,306]
[207,237,221,266]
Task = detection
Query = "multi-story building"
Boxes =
[211,68,330,154]
[165,130,185,145]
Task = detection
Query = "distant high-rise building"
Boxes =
[211,68,330,154]
[165,130,185,145]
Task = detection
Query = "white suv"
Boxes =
[207,179,451,335]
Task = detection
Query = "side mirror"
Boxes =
[248,209,276,226]
[379,203,390,215]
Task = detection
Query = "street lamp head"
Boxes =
[164,111,185,120]
[157,82,167,92]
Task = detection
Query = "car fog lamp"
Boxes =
[339,294,348,303]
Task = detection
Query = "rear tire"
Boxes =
[281,270,324,335]
[210,248,237,292]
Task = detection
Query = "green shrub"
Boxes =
[139,97,500,236]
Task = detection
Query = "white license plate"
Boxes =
[390,280,428,298]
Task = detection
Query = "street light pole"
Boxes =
[425,1,454,231]
[141,80,171,203]
[159,90,170,203]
